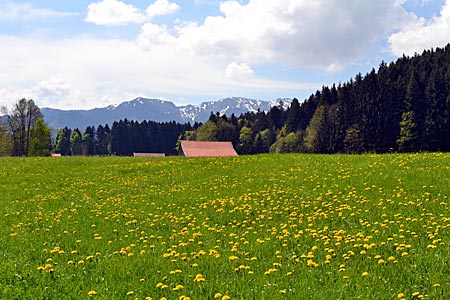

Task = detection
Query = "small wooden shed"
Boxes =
[180,141,238,157]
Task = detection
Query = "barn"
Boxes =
[133,153,166,157]
[180,141,238,157]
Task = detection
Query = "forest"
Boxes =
[1,44,450,156]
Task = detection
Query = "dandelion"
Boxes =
[433,283,441,287]
[88,290,97,296]
[173,284,184,291]
[127,291,134,296]
[194,274,205,282]
[279,289,286,294]
[264,268,277,275]
[222,296,231,300]
[214,293,222,299]
[361,271,369,277]
[398,292,405,299]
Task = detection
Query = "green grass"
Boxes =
[1,153,450,299]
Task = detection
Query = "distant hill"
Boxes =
[42,97,292,130]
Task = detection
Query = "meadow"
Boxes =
[1,153,450,300]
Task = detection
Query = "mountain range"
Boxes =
[42,97,292,130]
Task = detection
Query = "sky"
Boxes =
[0,0,449,110]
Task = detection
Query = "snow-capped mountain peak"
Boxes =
[42,97,294,130]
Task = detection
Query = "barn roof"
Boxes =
[133,153,166,157]
[180,141,238,157]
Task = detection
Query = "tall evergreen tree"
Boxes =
[70,129,83,156]
[286,98,301,133]
[55,127,72,155]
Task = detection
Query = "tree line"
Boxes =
[0,99,194,156]
[188,44,450,154]
[54,120,195,156]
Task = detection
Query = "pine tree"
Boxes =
[286,98,301,133]
[55,127,72,155]
[70,129,83,156]
[397,111,417,152]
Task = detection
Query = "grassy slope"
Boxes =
[1,153,450,299]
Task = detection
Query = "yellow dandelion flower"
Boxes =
[127,291,134,296]
[214,293,222,299]
[194,274,205,282]
[88,290,97,296]
[279,289,286,294]
[398,293,405,299]
[433,283,441,287]
[412,291,420,297]
[173,284,184,291]
[361,271,369,277]
[222,296,231,300]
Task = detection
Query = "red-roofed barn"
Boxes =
[180,141,238,157]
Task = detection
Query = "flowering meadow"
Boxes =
[1,153,450,299]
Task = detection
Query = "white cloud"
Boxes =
[225,62,254,80]
[0,3,76,21]
[137,0,412,71]
[137,23,176,50]
[389,0,450,56]
[85,0,179,26]
[0,35,311,110]
[145,0,180,19]
[85,0,145,25]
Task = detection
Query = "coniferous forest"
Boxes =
[3,45,450,156]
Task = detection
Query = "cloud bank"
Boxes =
[389,0,450,56]
[85,0,179,26]
[137,0,413,71]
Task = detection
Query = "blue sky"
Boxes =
[0,0,449,109]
